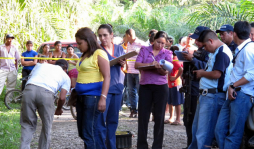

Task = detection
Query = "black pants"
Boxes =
[183,95,198,147]
[22,69,32,91]
[137,84,168,149]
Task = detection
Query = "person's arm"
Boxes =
[21,55,38,66]
[14,47,20,70]
[55,88,67,115]
[183,50,209,70]
[62,52,66,58]
[67,55,78,65]
[170,67,183,81]
[228,47,254,100]
[97,55,110,112]
[193,69,221,79]
[48,52,55,64]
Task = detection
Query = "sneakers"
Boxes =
[129,110,138,118]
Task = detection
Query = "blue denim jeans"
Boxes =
[95,93,122,149]
[215,91,252,149]
[188,92,225,149]
[76,95,101,149]
[126,73,139,111]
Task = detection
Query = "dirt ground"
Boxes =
[31,108,187,149]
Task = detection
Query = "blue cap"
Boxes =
[190,26,210,39]
[216,24,234,33]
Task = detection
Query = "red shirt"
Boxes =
[168,57,183,88]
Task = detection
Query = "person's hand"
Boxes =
[170,76,177,81]
[98,97,106,112]
[193,69,205,79]
[118,59,126,67]
[150,61,161,68]
[228,86,236,101]
[55,108,63,115]
[182,52,193,61]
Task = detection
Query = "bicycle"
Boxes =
[4,77,77,119]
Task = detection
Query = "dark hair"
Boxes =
[198,30,218,43]
[154,31,168,41]
[75,27,102,57]
[170,46,179,56]
[178,37,183,43]
[67,44,74,50]
[55,59,68,70]
[149,29,158,36]
[54,41,61,46]
[125,29,133,36]
[98,24,113,34]
[250,22,254,28]
[234,21,251,40]
[42,44,49,49]
[167,37,174,44]
[149,32,156,43]
[26,40,33,45]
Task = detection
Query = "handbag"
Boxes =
[67,89,77,106]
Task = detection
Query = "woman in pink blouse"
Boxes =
[135,31,173,149]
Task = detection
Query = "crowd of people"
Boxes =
[0,20,254,149]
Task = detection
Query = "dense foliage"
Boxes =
[0,0,253,52]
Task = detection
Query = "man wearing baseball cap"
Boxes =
[216,24,238,54]
[0,34,20,96]
[181,26,210,149]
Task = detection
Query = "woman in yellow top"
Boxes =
[75,27,110,148]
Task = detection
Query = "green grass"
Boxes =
[0,101,21,149]
[0,69,22,149]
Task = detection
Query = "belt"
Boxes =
[199,88,217,95]
[199,88,226,96]
[235,87,241,92]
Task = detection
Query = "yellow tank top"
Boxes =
[67,54,77,71]
[76,49,109,84]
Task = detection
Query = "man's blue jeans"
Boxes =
[215,91,252,149]
[188,92,225,149]
[76,95,101,149]
[126,73,139,111]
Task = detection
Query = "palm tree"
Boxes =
[187,2,251,30]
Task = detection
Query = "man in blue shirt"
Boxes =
[21,40,38,90]
[216,24,238,54]
[215,21,254,149]
[188,30,233,149]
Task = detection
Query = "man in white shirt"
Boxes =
[20,60,71,149]
[0,34,20,94]
[215,21,254,149]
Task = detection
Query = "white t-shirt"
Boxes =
[26,63,71,93]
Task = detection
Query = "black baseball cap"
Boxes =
[190,26,210,39]
[6,34,15,39]
[216,24,234,33]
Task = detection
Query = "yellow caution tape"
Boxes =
[127,59,179,62]
[0,57,79,60]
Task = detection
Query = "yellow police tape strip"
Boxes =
[126,59,179,61]
[0,57,179,61]
[0,57,80,60]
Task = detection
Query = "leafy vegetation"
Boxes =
[2,0,254,53]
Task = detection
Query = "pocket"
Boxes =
[83,96,99,109]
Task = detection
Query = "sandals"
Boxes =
[170,121,182,125]
[164,119,173,124]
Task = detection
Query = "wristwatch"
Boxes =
[230,82,235,90]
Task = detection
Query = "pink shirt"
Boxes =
[127,38,147,74]
[136,45,173,85]
[0,44,20,71]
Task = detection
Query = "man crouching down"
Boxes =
[20,59,71,149]
[188,30,233,149]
